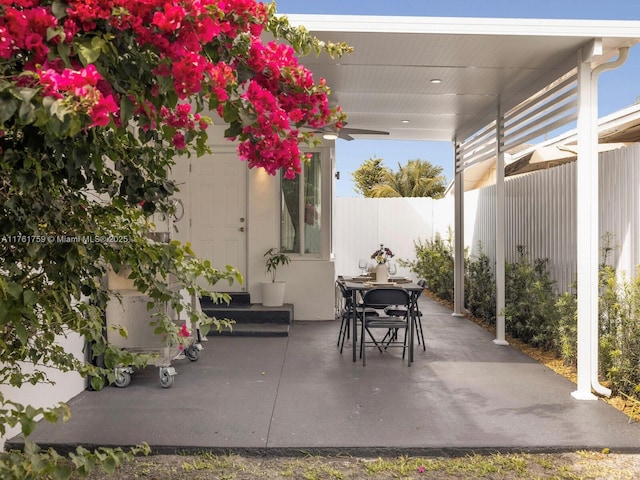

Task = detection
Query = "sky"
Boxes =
[272,0,640,196]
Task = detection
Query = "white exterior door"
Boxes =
[189,150,247,292]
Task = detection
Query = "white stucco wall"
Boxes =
[172,123,337,320]
[0,332,86,451]
[247,166,279,299]
[277,259,336,319]
[247,162,336,320]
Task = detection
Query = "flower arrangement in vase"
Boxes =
[371,244,394,282]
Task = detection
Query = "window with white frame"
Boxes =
[280,152,323,255]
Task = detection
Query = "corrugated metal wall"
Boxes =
[334,143,640,295]
[599,143,640,280]
[466,163,578,293]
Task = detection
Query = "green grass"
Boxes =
[66,450,640,480]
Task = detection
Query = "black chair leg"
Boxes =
[402,327,408,359]
[416,316,426,351]
[339,311,351,353]
[381,327,400,348]
[337,316,345,347]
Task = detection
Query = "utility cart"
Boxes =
[104,202,202,388]
[105,289,200,388]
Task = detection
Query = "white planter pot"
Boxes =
[375,263,388,283]
[262,282,286,307]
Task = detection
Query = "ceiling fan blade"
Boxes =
[338,130,354,141]
[341,127,390,136]
[311,121,389,140]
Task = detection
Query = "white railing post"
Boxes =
[494,106,508,345]
[453,140,465,316]
[572,47,600,401]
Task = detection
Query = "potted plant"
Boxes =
[261,248,291,306]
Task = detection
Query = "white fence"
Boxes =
[333,196,454,280]
[334,143,640,295]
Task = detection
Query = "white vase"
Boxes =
[375,263,389,283]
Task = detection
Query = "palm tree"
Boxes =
[370,159,446,198]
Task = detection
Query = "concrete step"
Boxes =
[201,293,250,307]
[202,303,293,337]
[211,322,290,337]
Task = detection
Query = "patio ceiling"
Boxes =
[285,15,640,144]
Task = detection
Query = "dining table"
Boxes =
[338,276,424,366]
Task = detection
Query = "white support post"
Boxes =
[494,108,508,345]
[572,44,628,400]
[453,141,465,317]
[572,49,599,401]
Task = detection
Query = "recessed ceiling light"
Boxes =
[322,133,338,140]
[401,120,410,124]
[430,78,443,84]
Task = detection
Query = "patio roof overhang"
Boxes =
[456,103,640,186]
[286,14,640,401]
[286,14,640,145]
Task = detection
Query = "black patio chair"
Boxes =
[383,279,426,350]
[336,280,378,353]
[359,287,411,366]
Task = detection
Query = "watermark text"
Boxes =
[1,234,130,244]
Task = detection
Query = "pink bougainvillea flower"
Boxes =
[152,3,186,33]
[24,33,49,61]
[1,0,344,178]
[90,94,118,127]
[0,26,13,59]
[178,323,190,337]
[172,132,186,150]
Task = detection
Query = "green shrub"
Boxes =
[403,230,457,303]
[465,244,496,324]
[599,263,620,384]
[504,246,558,350]
[0,440,149,480]
[555,287,578,366]
[599,268,640,397]
[553,235,640,398]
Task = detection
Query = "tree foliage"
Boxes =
[352,157,386,197]
[0,0,350,470]
[353,158,446,198]
[370,159,446,198]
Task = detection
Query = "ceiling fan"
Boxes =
[314,122,390,141]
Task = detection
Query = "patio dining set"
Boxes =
[335,275,426,366]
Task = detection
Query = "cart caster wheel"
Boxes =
[159,369,174,388]
[114,371,131,388]
[185,346,199,362]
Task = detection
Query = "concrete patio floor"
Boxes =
[8,295,640,456]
